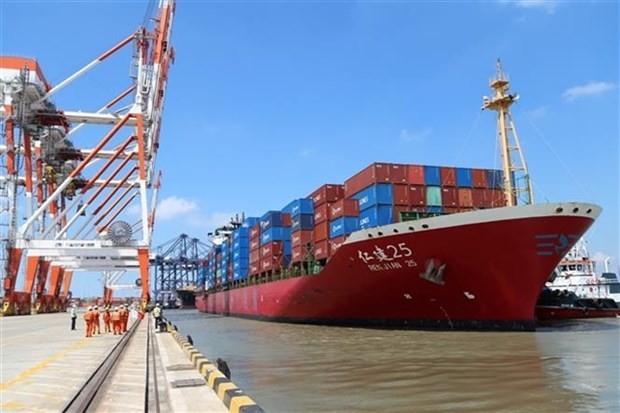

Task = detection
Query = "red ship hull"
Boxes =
[196,203,600,331]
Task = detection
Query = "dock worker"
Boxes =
[119,304,127,333]
[152,303,162,329]
[70,304,77,330]
[103,307,111,333]
[93,305,101,335]
[112,307,121,335]
[83,306,93,337]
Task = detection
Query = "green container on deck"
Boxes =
[426,186,442,206]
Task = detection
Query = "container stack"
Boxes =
[284,198,315,265]
[259,211,292,274]
[308,184,345,260]
[220,237,231,285]
[328,198,360,254]
[249,223,261,276]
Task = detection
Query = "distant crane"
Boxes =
[151,234,210,305]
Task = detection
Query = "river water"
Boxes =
[165,310,619,413]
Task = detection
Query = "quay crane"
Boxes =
[0,0,176,315]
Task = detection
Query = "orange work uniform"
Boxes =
[93,309,101,334]
[83,309,93,337]
[121,306,128,333]
[112,310,121,335]
[103,309,111,333]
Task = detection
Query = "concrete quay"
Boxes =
[0,311,244,412]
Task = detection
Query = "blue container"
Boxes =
[291,214,314,231]
[282,198,314,216]
[424,165,441,186]
[427,205,444,214]
[233,267,249,281]
[260,211,286,231]
[330,216,359,238]
[358,206,394,229]
[233,227,250,240]
[242,217,260,228]
[456,168,472,187]
[233,249,249,261]
[351,183,394,211]
[233,257,249,268]
[232,237,250,251]
[487,169,504,189]
[260,227,292,245]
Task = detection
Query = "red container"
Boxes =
[314,222,329,242]
[330,235,347,254]
[250,249,260,263]
[472,169,488,188]
[441,187,458,207]
[344,162,391,197]
[314,240,330,260]
[409,185,426,206]
[440,167,457,187]
[390,163,408,183]
[458,188,473,207]
[490,189,507,207]
[291,245,303,263]
[250,238,260,250]
[444,207,460,214]
[314,203,331,224]
[250,225,260,239]
[472,188,486,207]
[282,213,292,227]
[329,199,359,219]
[249,262,260,275]
[308,184,344,206]
[291,230,313,248]
[407,164,425,185]
[393,184,410,206]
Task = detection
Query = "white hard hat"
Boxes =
[156,303,160,307]
[94,306,98,310]
[72,304,77,308]
[88,306,93,310]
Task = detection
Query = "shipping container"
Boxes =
[291,245,304,263]
[260,227,292,245]
[490,189,507,207]
[344,162,391,197]
[282,198,314,216]
[426,186,442,206]
[441,187,458,207]
[472,168,488,188]
[261,254,290,272]
[390,163,409,183]
[443,207,459,214]
[249,262,260,276]
[329,216,359,238]
[260,241,291,257]
[308,184,344,206]
[314,221,329,242]
[358,205,394,229]
[440,167,457,187]
[472,188,486,207]
[233,267,248,281]
[250,225,260,239]
[232,249,249,260]
[424,165,441,186]
[351,183,394,211]
[393,184,409,206]
[457,188,473,207]
[407,164,425,185]
[329,198,360,219]
[259,211,291,231]
[409,184,426,206]
[393,205,410,222]
[250,249,260,263]
[314,240,330,260]
[291,214,314,231]
[456,168,472,187]
[242,217,260,228]
[232,227,250,240]
[427,205,444,214]
[487,169,504,189]
[291,230,313,248]
[250,238,260,251]
[314,203,331,224]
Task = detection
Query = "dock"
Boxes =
[0,311,263,412]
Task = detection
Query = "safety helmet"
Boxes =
[88,306,93,310]
[156,303,160,307]
[94,306,98,310]
[115,306,119,311]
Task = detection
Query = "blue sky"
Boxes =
[1,0,618,296]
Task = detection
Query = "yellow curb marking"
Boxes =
[0,339,89,391]
[217,381,237,400]
[230,396,257,413]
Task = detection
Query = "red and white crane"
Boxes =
[0,0,176,314]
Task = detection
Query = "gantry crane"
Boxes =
[0,0,176,315]
[151,234,211,305]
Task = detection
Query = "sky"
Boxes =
[1,0,618,296]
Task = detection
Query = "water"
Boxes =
[165,311,619,412]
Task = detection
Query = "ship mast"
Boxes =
[482,59,533,206]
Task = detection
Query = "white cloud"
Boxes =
[157,196,199,220]
[501,0,559,14]
[526,105,548,119]
[400,127,432,143]
[562,81,617,102]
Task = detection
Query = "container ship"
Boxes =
[195,61,601,331]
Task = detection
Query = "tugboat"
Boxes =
[535,239,620,320]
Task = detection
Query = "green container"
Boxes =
[426,186,442,206]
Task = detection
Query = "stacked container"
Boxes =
[259,211,292,273]
[308,184,345,261]
[284,198,315,265]
[231,227,250,281]
[249,224,261,276]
